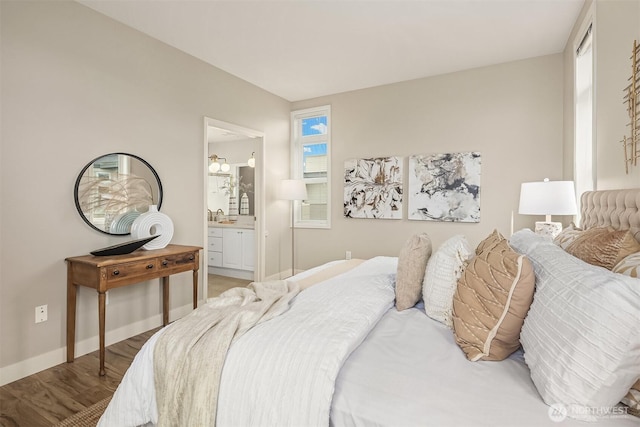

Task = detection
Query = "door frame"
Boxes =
[203,117,265,298]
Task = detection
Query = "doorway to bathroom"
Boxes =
[203,117,265,299]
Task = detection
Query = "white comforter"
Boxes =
[98,256,397,427]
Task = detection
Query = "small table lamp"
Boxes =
[280,179,308,277]
[518,179,577,238]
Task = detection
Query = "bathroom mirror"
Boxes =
[207,163,255,218]
[74,153,163,235]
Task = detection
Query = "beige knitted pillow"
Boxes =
[452,239,535,361]
[396,233,432,310]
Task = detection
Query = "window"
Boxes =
[291,105,331,228]
[575,23,594,224]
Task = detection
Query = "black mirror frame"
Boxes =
[74,152,163,236]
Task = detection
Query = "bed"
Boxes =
[98,189,640,427]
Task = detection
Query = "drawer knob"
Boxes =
[189,255,194,261]
[146,264,154,269]
[112,270,120,276]
[162,260,168,266]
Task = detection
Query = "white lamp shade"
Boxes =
[519,180,578,215]
[209,161,221,173]
[220,162,230,173]
[279,179,308,201]
[248,153,255,168]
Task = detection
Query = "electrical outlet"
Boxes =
[35,305,47,323]
[346,251,352,260]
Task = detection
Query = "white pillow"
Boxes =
[510,229,640,421]
[422,235,472,328]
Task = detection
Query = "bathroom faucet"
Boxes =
[207,209,213,221]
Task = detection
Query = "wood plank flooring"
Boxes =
[0,328,159,427]
[0,275,249,427]
[208,273,252,298]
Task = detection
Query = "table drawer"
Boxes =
[208,237,223,251]
[106,260,158,283]
[159,252,197,270]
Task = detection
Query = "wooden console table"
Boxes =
[66,244,202,375]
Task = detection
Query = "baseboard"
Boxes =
[208,266,254,280]
[264,268,305,281]
[0,303,194,386]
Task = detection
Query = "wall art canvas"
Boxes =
[408,152,481,222]
[344,156,403,219]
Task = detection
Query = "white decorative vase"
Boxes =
[240,193,249,215]
[228,194,238,221]
[130,205,174,250]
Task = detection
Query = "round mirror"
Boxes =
[74,153,163,235]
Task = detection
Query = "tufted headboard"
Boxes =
[580,189,640,243]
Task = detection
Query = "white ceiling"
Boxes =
[79,0,585,102]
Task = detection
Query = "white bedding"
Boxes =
[99,255,639,427]
[99,256,397,427]
[331,304,640,426]
[216,256,397,426]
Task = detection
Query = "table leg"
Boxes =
[66,264,77,363]
[98,291,106,376]
[162,276,169,326]
[192,269,198,309]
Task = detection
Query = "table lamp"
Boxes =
[518,179,577,238]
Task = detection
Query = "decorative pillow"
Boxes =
[452,239,535,361]
[422,235,472,327]
[510,229,640,421]
[553,222,582,250]
[395,233,432,311]
[621,380,640,418]
[613,252,640,278]
[565,227,640,270]
[474,228,505,255]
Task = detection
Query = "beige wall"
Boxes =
[291,54,565,269]
[563,0,640,189]
[0,1,290,383]
[3,0,637,385]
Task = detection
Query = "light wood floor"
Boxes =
[0,328,159,427]
[0,275,249,427]
[208,273,252,298]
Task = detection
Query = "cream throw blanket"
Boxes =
[153,280,300,427]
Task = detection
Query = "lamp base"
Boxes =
[534,221,563,239]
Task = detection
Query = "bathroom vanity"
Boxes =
[207,222,254,280]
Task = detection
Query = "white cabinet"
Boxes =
[241,230,254,270]
[222,228,254,271]
[207,227,223,267]
[208,227,255,272]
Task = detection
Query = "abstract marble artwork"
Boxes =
[408,152,481,222]
[344,156,403,219]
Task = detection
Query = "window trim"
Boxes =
[572,7,596,225]
[291,105,331,229]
